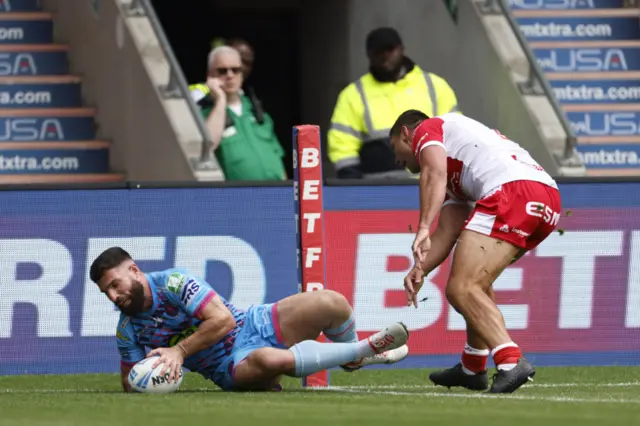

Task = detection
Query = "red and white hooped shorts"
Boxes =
[464,180,562,251]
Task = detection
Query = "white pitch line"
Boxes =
[336,382,640,390]
[0,387,219,394]
[315,386,640,404]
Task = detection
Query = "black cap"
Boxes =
[366,27,403,52]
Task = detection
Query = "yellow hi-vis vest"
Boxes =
[328,64,460,175]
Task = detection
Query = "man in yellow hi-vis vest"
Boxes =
[328,27,460,179]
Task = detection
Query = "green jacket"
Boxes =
[190,84,286,181]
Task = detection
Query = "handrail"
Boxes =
[480,0,580,164]
[124,0,217,168]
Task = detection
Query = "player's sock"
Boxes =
[491,342,522,371]
[323,315,358,343]
[461,343,489,375]
[290,339,371,377]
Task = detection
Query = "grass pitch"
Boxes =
[0,367,639,426]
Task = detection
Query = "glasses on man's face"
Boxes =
[216,67,242,76]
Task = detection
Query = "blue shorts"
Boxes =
[213,303,286,390]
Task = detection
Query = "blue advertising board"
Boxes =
[0,115,95,141]
[551,80,640,104]
[535,47,640,72]
[0,147,108,174]
[566,110,640,136]
[517,16,640,41]
[0,82,81,108]
[0,19,52,44]
[0,50,69,76]
[0,187,298,374]
[0,0,41,12]
[0,183,639,377]
[509,0,625,9]
[576,144,640,168]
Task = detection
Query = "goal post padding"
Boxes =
[292,125,330,387]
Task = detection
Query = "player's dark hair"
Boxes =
[389,109,429,138]
[90,247,133,283]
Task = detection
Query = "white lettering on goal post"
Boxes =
[301,147,320,168]
[302,180,320,200]
[353,233,443,331]
[305,247,322,268]
[536,230,623,329]
[0,239,73,338]
[303,213,321,233]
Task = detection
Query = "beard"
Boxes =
[119,280,146,316]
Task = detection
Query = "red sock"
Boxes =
[491,343,522,370]
[461,343,489,374]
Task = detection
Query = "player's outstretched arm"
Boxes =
[147,294,237,382]
[175,294,237,356]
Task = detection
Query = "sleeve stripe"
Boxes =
[418,141,446,154]
[193,291,216,318]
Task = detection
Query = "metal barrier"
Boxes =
[479,0,581,167]
[124,0,217,168]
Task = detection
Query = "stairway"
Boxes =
[0,0,122,184]
[511,0,640,176]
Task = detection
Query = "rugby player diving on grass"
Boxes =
[90,247,409,392]
[389,110,562,394]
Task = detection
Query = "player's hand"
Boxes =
[412,227,431,264]
[207,77,226,102]
[147,347,184,383]
[404,265,425,309]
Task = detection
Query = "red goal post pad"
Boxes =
[292,125,329,387]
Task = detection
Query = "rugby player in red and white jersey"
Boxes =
[389,109,562,394]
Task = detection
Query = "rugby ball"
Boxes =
[128,356,184,394]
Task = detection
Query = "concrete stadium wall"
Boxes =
[340,0,562,175]
[286,0,562,175]
[39,0,217,181]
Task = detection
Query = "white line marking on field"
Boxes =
[336,382,640,390]
[0,387,219,394]
[313,386,640,404]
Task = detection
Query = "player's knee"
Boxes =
[445,280,471,309]
[326,290,350,310]
[317,290,350,313]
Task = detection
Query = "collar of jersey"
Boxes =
[141,273,159,315]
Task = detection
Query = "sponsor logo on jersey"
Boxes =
[180,280,201,307]
[166,272,186,295]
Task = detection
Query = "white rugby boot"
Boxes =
[341,344,410,372]
[340,322,410,372]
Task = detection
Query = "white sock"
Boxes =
[497,363,517,371]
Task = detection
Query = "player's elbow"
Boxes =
[426,168,447,187]
[217,310,237,335]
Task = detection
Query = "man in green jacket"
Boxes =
[190,46,286,181]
